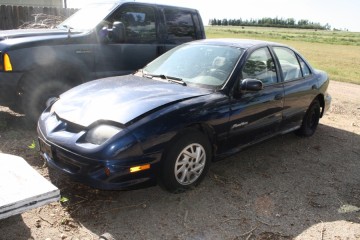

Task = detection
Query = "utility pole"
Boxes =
[63,0,67,8]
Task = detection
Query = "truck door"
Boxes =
[94,4,161,78]
[161,8,200,52]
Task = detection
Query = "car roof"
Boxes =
[190,38,286,49]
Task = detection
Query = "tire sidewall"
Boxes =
[300,100,320,137]
[160,130,212,192]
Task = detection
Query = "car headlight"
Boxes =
[85,125,122,145]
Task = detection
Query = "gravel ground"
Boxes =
[0,80,359,240]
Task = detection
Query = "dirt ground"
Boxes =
[0,80,359,240]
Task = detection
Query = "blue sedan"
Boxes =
[37,39,331,192]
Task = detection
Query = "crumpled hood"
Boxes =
[51,75,211,127]
[0,29,69,41]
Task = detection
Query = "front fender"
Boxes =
[128,93,230,157]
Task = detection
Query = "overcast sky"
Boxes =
[67,0,360,32]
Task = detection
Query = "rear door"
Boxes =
[271,47,319,130]
[94,3,161,78]
[226,47,284,149]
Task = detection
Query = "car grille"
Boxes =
[53,150,82,173]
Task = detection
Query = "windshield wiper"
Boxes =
[143,73,187,86]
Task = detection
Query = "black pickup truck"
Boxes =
[0,2,205,122]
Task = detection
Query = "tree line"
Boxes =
[209,17,331,30]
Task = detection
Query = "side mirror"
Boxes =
[99,21,125,43]
[240,78,263,92]
[111,21,125,43]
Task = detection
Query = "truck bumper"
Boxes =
[0,72,23,106]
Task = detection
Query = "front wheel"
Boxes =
[160,130,212,193]
[295,99,320,137]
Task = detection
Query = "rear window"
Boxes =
[164,8,196,44]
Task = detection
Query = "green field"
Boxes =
[206,26,360,84]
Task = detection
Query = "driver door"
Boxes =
[226,47,284,149]
[94,4,161,78]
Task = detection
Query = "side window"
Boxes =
[242,48,278,85]
[111,5,156,43]
[164,8,196,43]
[273,47,302,81]
[191,13,202,39]
[298,56,312,77]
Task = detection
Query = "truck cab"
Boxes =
[0,2,205,122]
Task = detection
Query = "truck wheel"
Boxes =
[22,80,71,123]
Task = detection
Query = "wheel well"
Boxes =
[161,123,218,164]
[17,65,86,94]
[186,123,218,161]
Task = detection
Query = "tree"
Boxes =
[222,18,228,26]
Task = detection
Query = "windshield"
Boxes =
[58,2,118,31]
[143,44,244,89]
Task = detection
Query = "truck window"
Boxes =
[111,5,157,43]
[164,9,196,44]
[191,13,202,39]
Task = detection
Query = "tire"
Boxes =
[160,130,212,193]
[295,99,320,137]
[22,80,71,123]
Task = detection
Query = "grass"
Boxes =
[205,26,360,84]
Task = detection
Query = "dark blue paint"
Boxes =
[52,75,211,127]
[37,39,331,190]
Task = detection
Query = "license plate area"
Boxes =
[38,138,53,159]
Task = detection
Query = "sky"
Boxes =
[67,0,360,32]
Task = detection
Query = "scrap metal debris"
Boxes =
[19,13,66,29]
